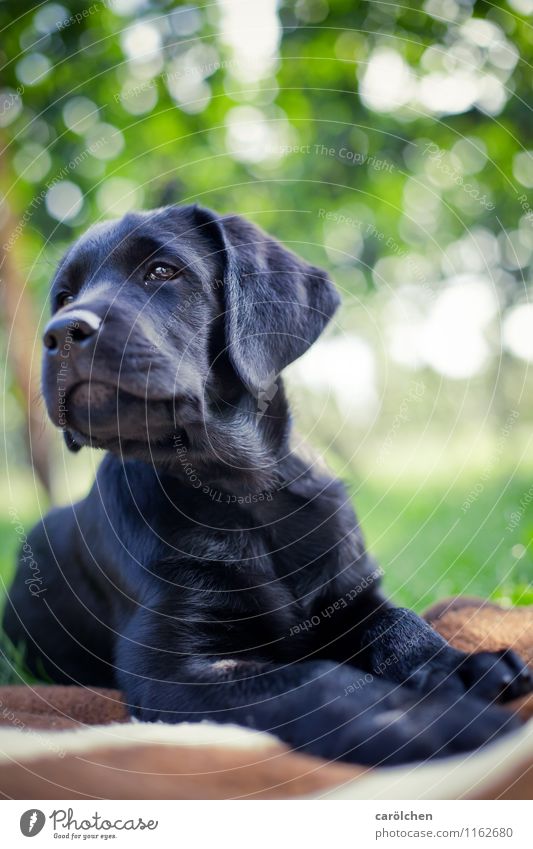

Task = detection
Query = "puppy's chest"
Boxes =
[110,491,353,658]
[145,524,318,658]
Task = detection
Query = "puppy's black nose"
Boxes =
[43,310,102,352]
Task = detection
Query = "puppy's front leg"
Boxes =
[353,600,533,703]
[114,605,521,765]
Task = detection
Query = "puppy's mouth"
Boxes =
[49,380,201,444]
[68,382,132,433]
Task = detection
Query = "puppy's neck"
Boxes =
[170,378,291,498]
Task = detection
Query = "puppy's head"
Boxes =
[42,204,340,462]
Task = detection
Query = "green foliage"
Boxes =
[1,0,532,301]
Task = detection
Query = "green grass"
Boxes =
[353,473,533,612]
[0,475,51,684]
[0,459,532,683]
[0,635,44,686]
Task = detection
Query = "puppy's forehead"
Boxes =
[65,211,165,264]
[59,206,204,275]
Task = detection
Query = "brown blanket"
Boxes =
[0,597,532,800]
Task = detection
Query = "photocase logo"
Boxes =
[20,809,46,837]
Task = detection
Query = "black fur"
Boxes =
[3,205,532,766]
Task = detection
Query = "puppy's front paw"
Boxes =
[458,649,533,703]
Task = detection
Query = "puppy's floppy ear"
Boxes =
[195,207,340,395]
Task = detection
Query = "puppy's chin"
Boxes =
[58,381,177,445]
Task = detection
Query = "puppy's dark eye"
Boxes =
[145,264,179,282]
[57,292,74,309]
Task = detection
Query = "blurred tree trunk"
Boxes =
[0,153,52,494]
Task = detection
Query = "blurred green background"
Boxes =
[1,0,533,683]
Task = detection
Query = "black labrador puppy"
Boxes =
[4,205,532,765]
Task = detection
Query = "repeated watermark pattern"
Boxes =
[173,434,274,505]
[282,143,395,172]
[317,208,431,293]
[517,193,533,227]
[376,381,426,466]
[289,565,384,637]
[55,0,116,31]
[2,135,109,253]
[422,142,495,211]
[0,85,24,119]
[0,696,66,757]
[343,651,401,696]
[149,278,223,354]
[461,410,519,513]
[505,483,533,533]
[8,508,46,597]
[53,317,81,432]
[114,60,238,106]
